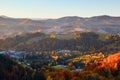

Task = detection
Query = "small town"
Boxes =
[0,49,105,71]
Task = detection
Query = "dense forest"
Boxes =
[0,32,120,53]
[0,32,120,54]
[45,52,120,80]
[0,52,120,80]
[0,32,120,80]
[0,55,46,80]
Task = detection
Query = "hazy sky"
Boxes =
[0,0,120,18]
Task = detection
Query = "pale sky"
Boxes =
[0,0,120,18]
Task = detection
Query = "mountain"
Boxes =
[0,15,120,38]
[0,15,11,18]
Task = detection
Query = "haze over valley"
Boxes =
[0,15,120,39]
[0,0,120,80]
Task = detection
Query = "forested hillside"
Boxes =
[0,55,45,80]
[45,52,120,80]
[0,32,120,54]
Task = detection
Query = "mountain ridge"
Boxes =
[0,15,120,39]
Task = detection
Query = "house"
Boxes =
[58,50,71,53]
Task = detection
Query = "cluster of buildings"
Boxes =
[0,50,27,59]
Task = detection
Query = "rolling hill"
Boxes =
[0,15,120,39]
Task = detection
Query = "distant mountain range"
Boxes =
[0,15,120,38]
